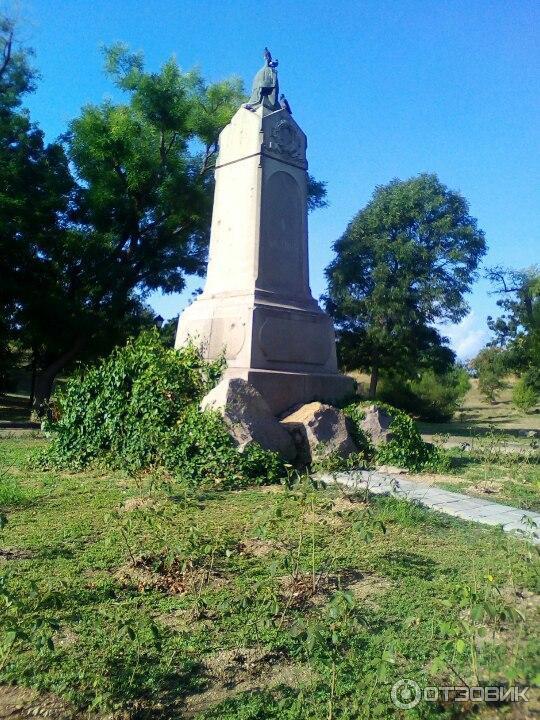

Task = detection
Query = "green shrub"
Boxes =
[162,405,285,488]
[378,366,470,422]
[43,329,285,486]
[512,378,538,413]
[343,401,449,472]
[337,406,374,455]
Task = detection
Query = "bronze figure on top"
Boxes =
[245,47,280,112]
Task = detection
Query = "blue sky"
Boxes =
[16,0,540,359]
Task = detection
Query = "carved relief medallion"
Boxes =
[267,119,303,160]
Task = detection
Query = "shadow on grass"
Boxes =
[98,655,204,718]
[419,417,539,440]
[0,394,31,423]
[377,551,440,581]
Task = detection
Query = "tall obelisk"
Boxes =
[175,49,354,414]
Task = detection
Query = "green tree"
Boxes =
[20,44,246,410]
[512,378,537,413]
[325,174,487,397]
[470,347,508,403]
[0,14,32,385]
[0,23,157,405]
[486,267,540,408]
[0,16,74,392]
[379,365,470,421]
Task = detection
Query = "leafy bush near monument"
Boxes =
[42,330,447,482]
[43,330,284,486]
[162,405,285,487]
[343,401,449,472]
[378,366,470,422]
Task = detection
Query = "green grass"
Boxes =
[407,428,540,511]
[402,377,540,511]
[417,377,540,440]
[0,475,26,507]
[0,436,539,718]
[439,450,540,511]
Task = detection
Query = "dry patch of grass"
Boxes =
[237,538,286,558]
[119,496,159,513]
[0,547,35,562]
[114,552,227,595]
[277,569,389,610]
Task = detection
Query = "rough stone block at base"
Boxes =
[281,402,358,464]
[221,368,356,416]
[360,404,394,446]
[200,377,296,461]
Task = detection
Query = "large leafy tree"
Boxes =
[0,31,229,406]
[325,174,487,396]
[0,16,74,391]
[25,44,248,409]
[0,25,184,403]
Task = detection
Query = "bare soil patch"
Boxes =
[114,553,226,595]
[302,500,362,528]
[467,480,504,496]
[52,627,79,650]
[183,647,313,717]
[346,574,392,604]
[407,473,457,487]
[331,494,369,513]
[0,548,35,562]
[278,569,390,609]
[157,606,217,632]
[237,538,286,557]
[0,685,79,719]
[120,496,158,513]
[502,586,540,614]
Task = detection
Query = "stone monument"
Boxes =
[175,49,354,414]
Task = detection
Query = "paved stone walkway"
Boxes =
[317,470,540,544]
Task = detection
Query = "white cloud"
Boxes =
[441,312,488,362]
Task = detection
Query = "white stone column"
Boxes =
[175,105,354,414]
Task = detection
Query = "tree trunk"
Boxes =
[28,354,37,408]
[369,363,379,399]
[32,341,83,418]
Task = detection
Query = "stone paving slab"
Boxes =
[316,470,540,544]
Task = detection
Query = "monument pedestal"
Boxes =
[221,368,355,417]
[176,104,354,415]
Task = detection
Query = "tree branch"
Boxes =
[0,27,13,81]
[197,141,218,178]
